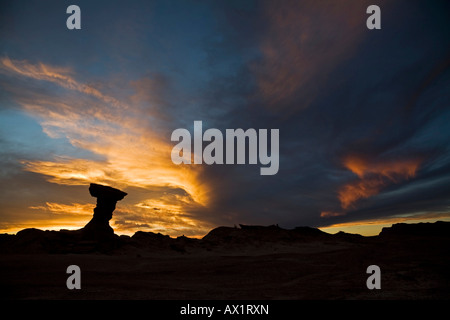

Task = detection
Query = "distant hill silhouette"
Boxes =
[379,221,450,237]
[1,221,449,255]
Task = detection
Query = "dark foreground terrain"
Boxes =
[1,222,449,299]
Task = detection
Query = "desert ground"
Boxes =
[1,222,449,300]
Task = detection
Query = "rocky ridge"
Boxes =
[0,220,448,255]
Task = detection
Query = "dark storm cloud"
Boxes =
[188,0,450,228]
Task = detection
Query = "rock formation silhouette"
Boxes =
[81,183,127,240]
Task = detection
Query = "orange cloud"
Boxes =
[113,193,214,237]
[30,202,95,216]
[338,156,422,210]
[342,155,420,180]
[341,156,368,178]
[1,57,212,235]
[320,211,345,218]
[338,176,385,210]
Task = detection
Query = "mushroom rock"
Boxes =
[82,183,127,239]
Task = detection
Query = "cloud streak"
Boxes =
[254,0,370,113]
[0,57,124,109]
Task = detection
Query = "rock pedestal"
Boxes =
[82,183,127,239]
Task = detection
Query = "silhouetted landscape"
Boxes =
[0,184,449,300]
[1,220,449,299]
[1,0,450,306]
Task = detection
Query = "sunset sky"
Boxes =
[1,0,449,237]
